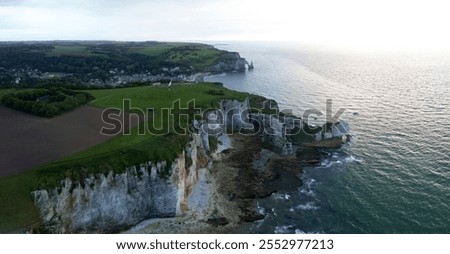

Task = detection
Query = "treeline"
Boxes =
[15,78,86,89]
[0,43,154,74]
[0,88,94,117]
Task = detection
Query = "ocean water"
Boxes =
[205,42,450,233]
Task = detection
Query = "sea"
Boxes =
[205,42,450,233]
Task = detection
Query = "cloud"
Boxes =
[1,0,450,50]
[0,0,224,40]
[0,0,329,41]
[0,0,24,6]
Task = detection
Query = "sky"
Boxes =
[1,0,450,50]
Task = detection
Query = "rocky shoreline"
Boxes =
[125,134,305,234]
[31,98,350,233]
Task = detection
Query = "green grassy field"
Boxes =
[0,83,252,233]
[42,42,223,71]
[128,42,192,57]
[166,46,223,70]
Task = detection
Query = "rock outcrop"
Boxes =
[207,52,248,73]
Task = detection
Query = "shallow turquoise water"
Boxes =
[206,42,450,233]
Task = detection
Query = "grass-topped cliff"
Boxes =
[0,83,264,233]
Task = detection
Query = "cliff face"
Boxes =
[32,134,210,233]
[208,52,248,73]
[31,99,252,233]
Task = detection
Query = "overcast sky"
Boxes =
[1,0,450,49]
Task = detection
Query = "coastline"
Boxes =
[124,134,265,233]
[28,94,350,233]
[0,42,354,233]
[126,130,327,234]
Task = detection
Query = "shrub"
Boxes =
[0,87,94,117]
[208,135,218,152]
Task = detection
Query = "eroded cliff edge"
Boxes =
[32,138,207,233]
[31,98,350,233]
